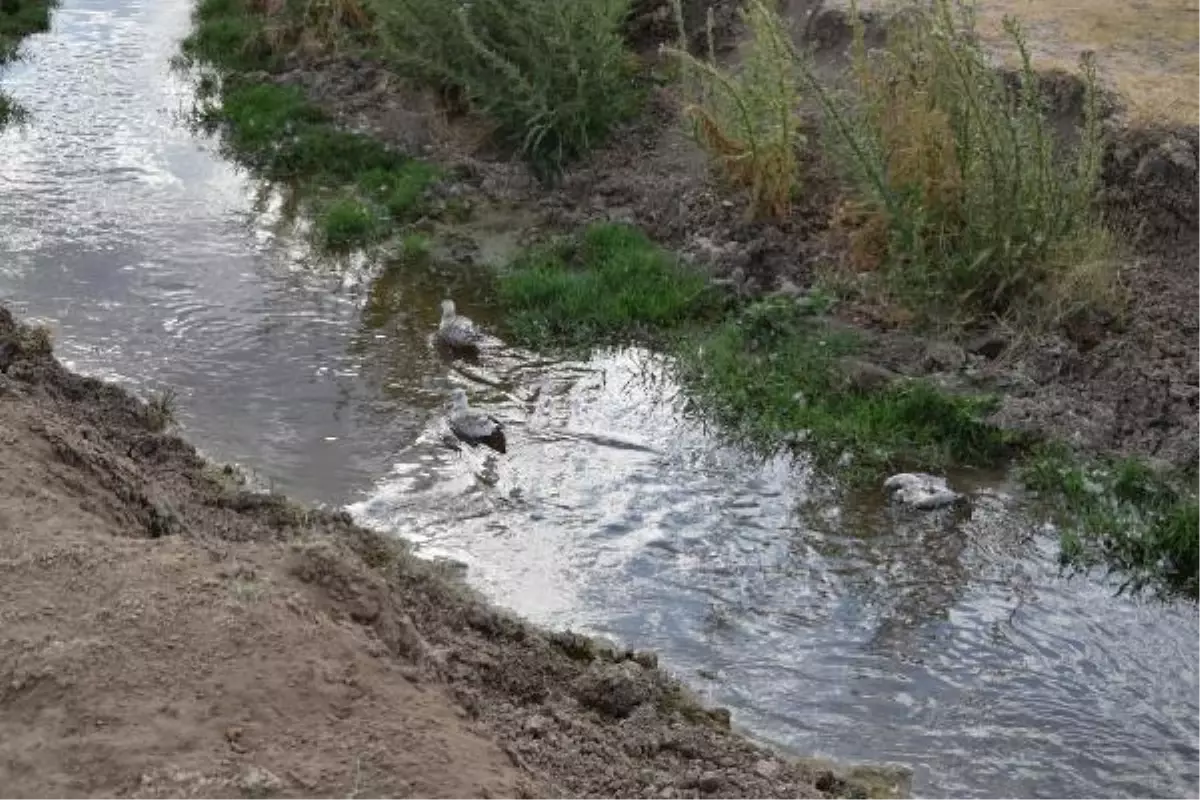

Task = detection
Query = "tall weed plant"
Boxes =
[817,0,1117,327]
[666,0,805,219]
[369,0,639,178]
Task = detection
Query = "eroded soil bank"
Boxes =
[0,306,907,797]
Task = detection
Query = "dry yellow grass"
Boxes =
[844,0,1199,125]
[975,0,1198,124]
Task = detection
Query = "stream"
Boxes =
[0,1,1197,797]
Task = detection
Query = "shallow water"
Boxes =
[1,2,1197,797]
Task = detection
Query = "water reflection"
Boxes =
[0,1,1196,797]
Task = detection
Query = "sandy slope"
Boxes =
[0,306,905,798]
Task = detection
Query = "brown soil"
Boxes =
[0,306,908,798]
[275,8,1199,470]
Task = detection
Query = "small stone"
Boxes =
[572,661,652,718]
[839,357,899,393]
[238,766,283,797]
[922,340,966,372]
[772,278,805,298]
[523,715,550,737]
[814,769,844,793]
[697,771,722,793]
[754,759,780,779]
[1136,137,1198,181]
[630,649,658,670]
[966,331,1009,360]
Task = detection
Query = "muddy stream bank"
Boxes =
[0,0,1197,797]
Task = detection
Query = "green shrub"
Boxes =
[813,0,1118,327]
[497,223,718,348]
[369,0,641,177]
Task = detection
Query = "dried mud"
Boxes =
[0,306,907,798]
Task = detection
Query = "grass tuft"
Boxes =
[497,223,720,349]
[145,388,179,433]
[665,0,805,219]
[811,0,1119,328]
[318,195,378,249]
[1023,445,1199,600]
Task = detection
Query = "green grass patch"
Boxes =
[497,223,721,349]
[1023,446,1199,599]
[498,224,1014,480]
[180,0,439,251]
[1,0,56,127]
[181,0,279,73]
[673,297,1014,478]
[318,195,379,249]
[0,0,54,63]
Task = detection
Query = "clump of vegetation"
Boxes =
[673,296,1014,478]
[1023,446,1199,599]
[318,195,378,248]
[498,224,1013,480]
[0,0,56,126]
[369,0,641,177]
[666,0,805,219]
[815,0,1118,327]
[183,0,371,71]
[0,0,54,62]
[497,223,719,349]
[145,388,179,432]
[180,0,439,251]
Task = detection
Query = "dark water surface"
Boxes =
[1,2,1196,796]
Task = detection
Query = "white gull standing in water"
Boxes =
[448,387,506,454]
[436,299,483,354]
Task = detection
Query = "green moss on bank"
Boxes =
[497,223,1014,479]
[0,0,53,62]
[0,0,56,126]
[1024,446,1199,599]
[181,0,438,251]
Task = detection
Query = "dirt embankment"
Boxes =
[270,2,1198,470]
[0,306,907,798]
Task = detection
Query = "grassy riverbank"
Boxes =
[176,0,1197,600]
[497,223,1018,481]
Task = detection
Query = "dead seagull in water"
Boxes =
[448,387,506,454]
[883,472,963,510]
[436,299,483,355]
